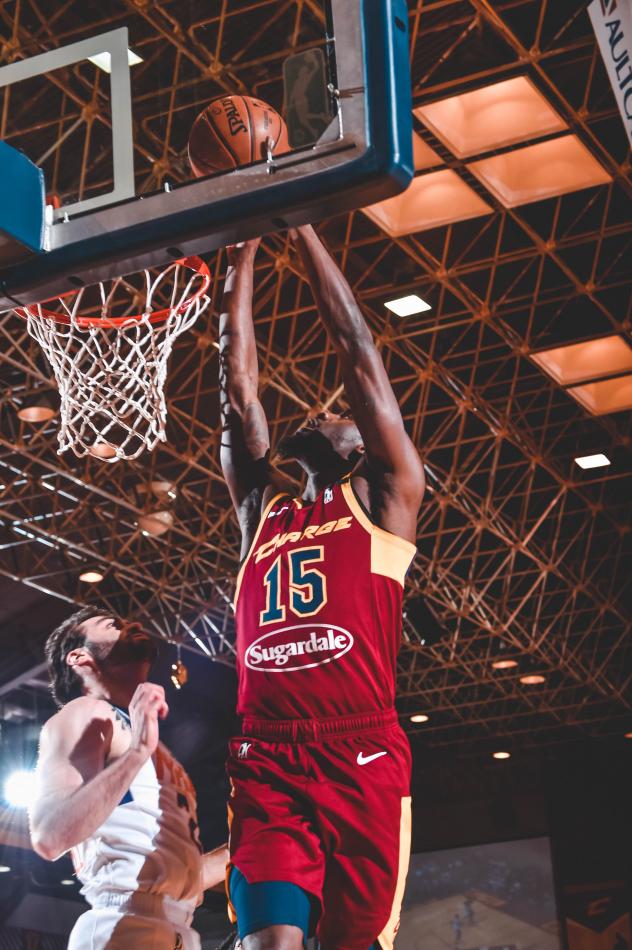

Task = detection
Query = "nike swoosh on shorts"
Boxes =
[356,750,388,765]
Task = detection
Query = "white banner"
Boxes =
[588,0,632,146]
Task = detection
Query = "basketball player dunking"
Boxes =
[219,227,425,950]
[29,608,229,950]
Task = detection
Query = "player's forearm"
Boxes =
[219,251,260,412]
[30,748,146,861]
[293,226,421,484]
[292,225,374,361]
[202,843,230,892]
[293,226,402,423]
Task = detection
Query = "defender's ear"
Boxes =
[66,647,95,672]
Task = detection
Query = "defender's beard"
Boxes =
[86,634,159,669]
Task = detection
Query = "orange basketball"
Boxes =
[188,95,290,176]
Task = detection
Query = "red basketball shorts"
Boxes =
[226,710,412,950]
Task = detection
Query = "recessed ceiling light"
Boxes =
[410,713,429,723]
[139,480,178,500]
[17,403,56,423]
[60,879,75,886]
[363,169,492,236]
[150,480,177,500]
[574,454,611,470]
[492,659,518,669]
[79,570,104,584]
[531,336,632,386]
[493,751,511,760]
[0,865,10,873]
[138,510,174,537]
[385,295,432,317]
[89,441,118,460]
[88,49,143,74]
[468,135,611,208]
[625,732,632,739]
[412,131,443,171]
[414,76,567,158]
[520,674,546,685]
[567,375,632,417]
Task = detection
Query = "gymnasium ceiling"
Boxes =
[0,0,630,760]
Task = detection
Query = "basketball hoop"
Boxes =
[14,257,211,462]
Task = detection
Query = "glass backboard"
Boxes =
[0,0,412,309]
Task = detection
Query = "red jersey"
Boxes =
[234,477,416,721]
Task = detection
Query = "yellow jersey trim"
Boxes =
[377,796,412,950]
[234,492,286,607]
[341,480,416,588]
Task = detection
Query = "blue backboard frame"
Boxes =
[0,142,46,263]
[0,0,412,309]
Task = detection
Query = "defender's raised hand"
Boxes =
[129,683,168,761]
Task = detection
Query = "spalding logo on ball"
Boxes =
[188,94,290,176]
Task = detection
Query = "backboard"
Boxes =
[0,0,413,309]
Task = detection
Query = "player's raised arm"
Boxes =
[30,685,167,861]
[291,225,424,540]
[218,240,284,555]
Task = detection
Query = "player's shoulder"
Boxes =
[354,442,424,504]
[238,475,295,558]
[42,696,115,739]
[259,476,294,517]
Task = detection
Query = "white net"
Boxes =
[17,258,211,462]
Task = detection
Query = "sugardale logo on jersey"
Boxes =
[245,623,354,672]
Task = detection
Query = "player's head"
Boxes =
[45,607,158,707]
[277,409,364,474]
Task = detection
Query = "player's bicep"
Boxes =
[219,396,272,510]
[31,708,111,818]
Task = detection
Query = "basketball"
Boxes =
[188,95,290,176]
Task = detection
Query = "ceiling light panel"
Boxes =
[468,135,612,207]
[567,375,632,416]
[412,131,443,171]
[414,76,568,158]
[79,570,104,583]
[531,336,632,386]
[363,169,493,237]
[574,454,611,470]
[88,49,143,73]
[385,295,432,317]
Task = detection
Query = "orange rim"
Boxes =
[14,257,211,329]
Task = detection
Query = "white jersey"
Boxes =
[71,707,203,913]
